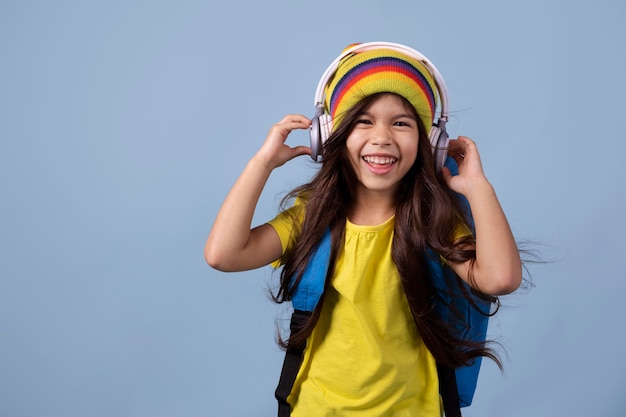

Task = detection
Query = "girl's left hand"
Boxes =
[442,136,522,295]
[442,136,488,196]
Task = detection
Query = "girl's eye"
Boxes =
[356,119,373,125]
[394,120,412,127]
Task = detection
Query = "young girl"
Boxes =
[205,42,522,416]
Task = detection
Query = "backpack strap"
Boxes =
[275,310,311,417]
[275,230,332,416]
[289,229,331,312]
[437,363,462,417]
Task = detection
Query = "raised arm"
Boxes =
[204,115,312,272]
[442,136,522,295]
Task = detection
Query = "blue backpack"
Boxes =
[274,160,491,417]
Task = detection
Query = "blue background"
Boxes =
[1,0,625,415]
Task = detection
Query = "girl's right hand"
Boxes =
[204,114,312,271]
[256,114,312,168]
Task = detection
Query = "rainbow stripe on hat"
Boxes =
[324,47,439,134]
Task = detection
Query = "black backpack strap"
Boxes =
[275,310,311,417]
[437,363,462,417]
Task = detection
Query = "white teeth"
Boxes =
[363,156,397,165]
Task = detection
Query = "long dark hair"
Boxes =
[273,93,500,369]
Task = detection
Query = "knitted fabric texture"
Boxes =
[324,46,439,134]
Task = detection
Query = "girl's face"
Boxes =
[345,93,419,198]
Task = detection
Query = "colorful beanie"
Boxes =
[324,45,439,134]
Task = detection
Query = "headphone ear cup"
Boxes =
[310,112,333,161]
[429,125,441,149]
[319,114,333,145]
[309,119,320,161]
[429,120,449,173]
[309,108,325,161]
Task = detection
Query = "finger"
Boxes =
[449,152,465,165]
[276,119,313,138]
[446,140,465,162]
[457,135,474,143]
[291,145,312,157]
[277,114,312,126]
[446,138,463,152]
[268,117,312,142]
[456,136,478,155]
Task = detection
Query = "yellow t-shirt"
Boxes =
[269,209,442,417]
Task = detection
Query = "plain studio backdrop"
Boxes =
[1,1,625,416]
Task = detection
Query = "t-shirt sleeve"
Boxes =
[453,220,473,241]
[266,199,305,268]
[441,220,474,265]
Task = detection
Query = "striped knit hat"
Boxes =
[324,45,439,134]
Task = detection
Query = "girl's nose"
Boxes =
[370,126,392,146]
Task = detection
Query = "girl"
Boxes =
[205,43,522,416]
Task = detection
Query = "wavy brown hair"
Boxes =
[273,93,501,370]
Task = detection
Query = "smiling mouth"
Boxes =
[362,155,397,165]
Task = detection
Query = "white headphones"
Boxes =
[309,41,450,173]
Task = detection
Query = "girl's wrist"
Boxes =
[462,177,494,202]
[249,152,278,174]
